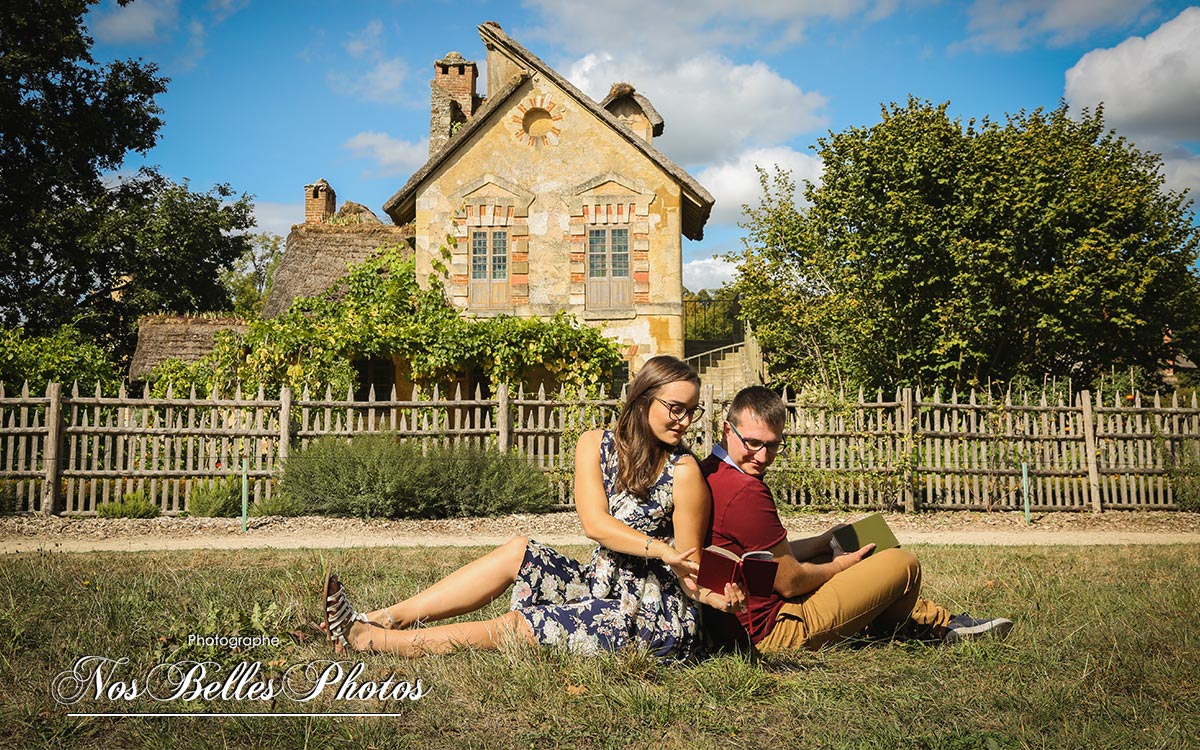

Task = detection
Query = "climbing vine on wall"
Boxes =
[146,246,622,397]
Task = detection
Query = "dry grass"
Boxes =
[0,544,1197,749]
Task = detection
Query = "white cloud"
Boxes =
[566,53,828,165]
[344,132,429,177]
[696,147,824,225]
[959,0,1157,51]
[683,257,738,292]
[328,21,409,103]
[1161,149,1200,200]
[207,0,248,24]
[90,0,179,43]
[177,20,206,72]
[252,201,304,237]
[525,0,893,63]
[1065,7,1200,143]
[345,20,384,59]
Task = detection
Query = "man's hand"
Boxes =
[833,543,875,572]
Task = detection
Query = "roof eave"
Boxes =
[382,72,532,224]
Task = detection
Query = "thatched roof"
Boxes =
[129,315,248,380]
[332,201,382,224]
[383,21,714,240]
[263,222,414,318]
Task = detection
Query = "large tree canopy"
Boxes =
[0,0,253,365]
[735,98,1200,392]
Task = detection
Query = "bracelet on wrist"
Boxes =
[643,537,654,558]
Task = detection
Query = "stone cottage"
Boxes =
[132,21,718,387]
[384,21,714,369]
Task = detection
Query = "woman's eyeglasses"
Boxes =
[651,397,704,423]
[728,421,786,453]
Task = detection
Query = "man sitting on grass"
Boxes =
[700,386,1013,652]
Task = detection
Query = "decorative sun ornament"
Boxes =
[511,93,563,147]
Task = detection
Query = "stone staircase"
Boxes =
[689,341,764,398]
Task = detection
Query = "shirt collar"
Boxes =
[711,443,745,473]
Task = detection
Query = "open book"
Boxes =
[830,513,900,557]
[696,546,778,597]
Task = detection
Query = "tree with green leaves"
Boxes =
[220,232,284,318]
[735,98,1200,392]
[0,0,254,366]
[0,325,121,391]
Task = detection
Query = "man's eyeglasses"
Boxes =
[651,397,704,423]
[728,421,786,454]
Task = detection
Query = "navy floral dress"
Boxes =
[511,431,701,660]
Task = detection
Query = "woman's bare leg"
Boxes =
[345,610,535,656]
[362,536,529,628]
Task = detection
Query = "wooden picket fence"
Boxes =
[1,381,1198,515]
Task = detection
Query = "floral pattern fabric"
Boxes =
[512,431,700,660]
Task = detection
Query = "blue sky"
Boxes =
[86,0,1200,290]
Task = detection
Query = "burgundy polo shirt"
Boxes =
[700,452,788,645]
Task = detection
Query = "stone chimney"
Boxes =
[429,51,479,155]
[304,179,336,224]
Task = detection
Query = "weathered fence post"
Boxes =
[901,387,916,513]
[278,386,292,463]
[1079,390,1103,512]
[496,382,510,453]
[41,382,64,515]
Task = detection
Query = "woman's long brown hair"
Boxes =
[613,355,700,499]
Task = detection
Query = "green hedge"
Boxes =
[279,434,554,518]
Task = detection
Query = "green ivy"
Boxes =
[146,246,622,396]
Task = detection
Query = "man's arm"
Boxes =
[768,538,874,599]
[789,530,837,562]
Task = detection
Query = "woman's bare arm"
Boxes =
[573,429,677,559]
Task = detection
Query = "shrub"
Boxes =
[97,492,161,518]
[250,490,304,517]
[0,480,19,515]
[1166,439,1200,513]
[280,434,554,519]
[187,476,244,517]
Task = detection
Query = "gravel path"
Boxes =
[2,510,1199,553]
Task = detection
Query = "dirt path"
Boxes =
[3,510,1198,553]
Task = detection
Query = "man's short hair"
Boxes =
[726,386,786,432]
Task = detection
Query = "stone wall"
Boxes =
[412,74,686,369]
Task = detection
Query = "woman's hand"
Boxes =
[661,545,700,582]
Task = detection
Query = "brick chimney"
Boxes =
[429,51,479,155]
[304,179,335,224]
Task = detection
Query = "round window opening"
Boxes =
[522,108,553,137]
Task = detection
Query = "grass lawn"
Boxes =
[0,543,1197,750]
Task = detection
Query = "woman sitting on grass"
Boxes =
[323,355,743,659]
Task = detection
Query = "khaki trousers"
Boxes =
[757,548,951,651]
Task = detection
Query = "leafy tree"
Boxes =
[735,98,1200,392]
[146,247,623,397]
[220,233,284,318]
[0,325,121,391]
[683,286,742,344]
[86,171,254,357]
[0,0,254,364]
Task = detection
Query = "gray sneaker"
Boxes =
[943,613,1013,644]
